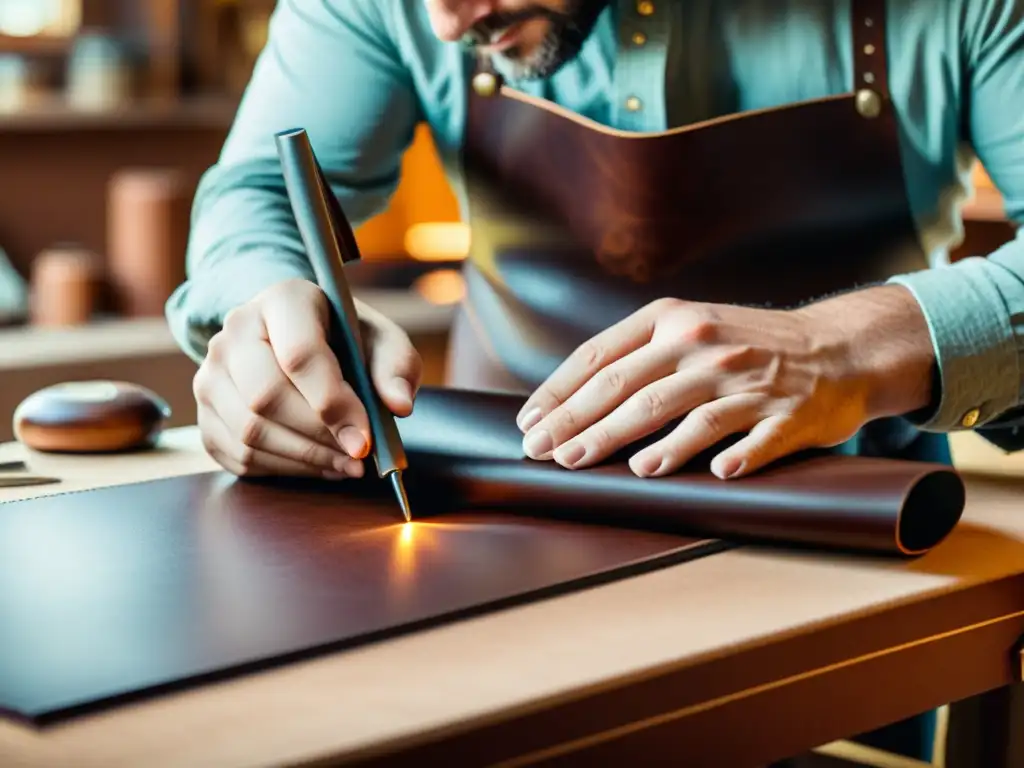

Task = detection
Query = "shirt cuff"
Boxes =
[164,251,314,364]
[887,256,1021,432]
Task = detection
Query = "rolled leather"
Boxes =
[387,387,965,556]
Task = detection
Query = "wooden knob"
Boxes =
[13,381,172,454]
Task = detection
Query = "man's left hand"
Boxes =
[515,286,935,479]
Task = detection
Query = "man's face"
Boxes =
[425,0,609,79]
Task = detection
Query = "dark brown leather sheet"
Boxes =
[0,386,965,725]
[0,472,723,725]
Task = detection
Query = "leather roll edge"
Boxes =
[894,467,967,555]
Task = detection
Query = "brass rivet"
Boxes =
[632,31,647,45]
[625,95,642,111]
[855,88,881,118]
[864,43,876,55]
[472,71,498,97]
[961,408,981,428]
[865,17,874,26]
[863,72,875,83]
[636,0,655,16]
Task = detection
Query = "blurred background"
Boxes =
[0,0,1015,441]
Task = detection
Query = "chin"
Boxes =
[495,36,573,79]
[475,0,608,80]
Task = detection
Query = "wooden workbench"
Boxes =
[0,429,1021,767]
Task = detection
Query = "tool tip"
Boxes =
[390,470,412,522]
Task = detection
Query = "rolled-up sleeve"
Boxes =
[888,0,1024,443]
[165,0,420,363]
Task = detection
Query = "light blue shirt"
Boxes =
[167,0,1024,440]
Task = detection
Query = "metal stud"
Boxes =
[472,71,498,97]
[960,408,981,428]
[855,88,881,118]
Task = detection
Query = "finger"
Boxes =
[198,405,356,480]
[516,306,660,431]
[204,365,364,478]
[523,341,680,461]
[198,405,250,475]
[223,333,349,453]
[364,317,422,417]
[628,393,766,477]
[262,294,371,458]
[710,414,807,479]
[539,358,711,468]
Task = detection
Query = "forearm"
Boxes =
[167,170,317,363]
[885,0,1024,446]
[164,0,418,363]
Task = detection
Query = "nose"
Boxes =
[427,0,497,41]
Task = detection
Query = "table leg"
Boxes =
[943,682,1024,768]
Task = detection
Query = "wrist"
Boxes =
[799,285,936,418]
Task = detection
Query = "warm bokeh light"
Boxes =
[404,222,470,261]
[412,268,466,305]
[0,0,80,38]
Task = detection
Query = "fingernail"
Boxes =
[523,429,553,459]
[632,452,663,476]
[714,457,742,479]
[518,407,542,432]
[337,426,368,459]
[391,378,412,406]
[555,442,585,467]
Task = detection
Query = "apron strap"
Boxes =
[851,0,891,101]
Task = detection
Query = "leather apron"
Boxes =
[445,0,950,468]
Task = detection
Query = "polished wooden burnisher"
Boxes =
[13,381,171,453]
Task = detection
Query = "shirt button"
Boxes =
[636,1,655,16]
[961,408,981,428]
[625,95,642,111]
[632,31,647,45]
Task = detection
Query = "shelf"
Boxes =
[0,289,455,371]
[0,95,240,131]
[0,33,72,56]
[0,316,180,370]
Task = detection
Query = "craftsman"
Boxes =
[166,0,1024,761]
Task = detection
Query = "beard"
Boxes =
[462,0,610,79]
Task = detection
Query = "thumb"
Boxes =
[366,322,422,417]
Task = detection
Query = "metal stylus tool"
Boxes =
[275,127,412,522]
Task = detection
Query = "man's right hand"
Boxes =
[193,278,422,479]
